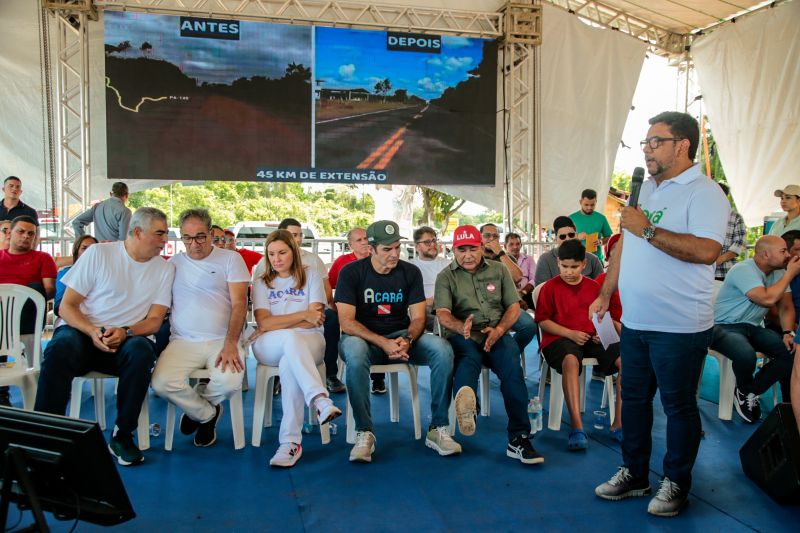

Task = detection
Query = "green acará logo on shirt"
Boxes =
[643,207,667,223]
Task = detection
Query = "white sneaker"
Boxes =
[454,386,477,436]
[349,431,376,463]
[647,478,687,517]
[425,426,462,456]
[317,403,342,425]
[269,442,302,468]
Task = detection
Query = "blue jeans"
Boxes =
[620,325,712,490]
[323,308,341,378]
[512,311,536,353]
[34,325,157,435]
[711,323,793,396]
[449,334,530,439]
[339,330,454,430]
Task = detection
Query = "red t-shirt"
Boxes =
[535,276,621,350]
[328,252,356,289]
[0,249,58,286]
[595,273,623,321]
[236,247,263,275]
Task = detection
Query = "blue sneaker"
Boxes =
[568,429,588,451]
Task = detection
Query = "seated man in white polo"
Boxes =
[152,209,250,447]
[712,235,800,423]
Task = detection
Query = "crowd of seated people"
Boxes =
[4,146,800,520]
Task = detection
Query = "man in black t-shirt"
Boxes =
[0,177,38,224]
[336,220,460,463]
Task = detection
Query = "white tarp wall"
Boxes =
[438,4,646,225]
[692,1,800,227]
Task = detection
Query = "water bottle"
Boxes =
[528,397,541,434]
[149,423,161,438]
[329,422,337,436]
[535,398,543,432]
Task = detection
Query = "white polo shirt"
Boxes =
[619,164,729,333]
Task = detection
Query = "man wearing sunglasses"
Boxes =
[534,216,603,286]
[591,111,729,517]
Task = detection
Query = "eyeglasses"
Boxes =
[0,228,8,234]
[416,239,438,246]
[557,232,576,240]
[212,236,228,244]
[482,232,499,240]
[181,234,208,244]
[639,136,683,150]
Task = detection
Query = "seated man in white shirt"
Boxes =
[409,226,450,331]
[151,209,250,447]
[35,207,176,466]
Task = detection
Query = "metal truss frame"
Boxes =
[45,2,95,244]
[95,0,504,37]
[543,0,686,57]
[46,0,544,235]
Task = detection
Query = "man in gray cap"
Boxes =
[336,220,459,463]
[73,181,132,241]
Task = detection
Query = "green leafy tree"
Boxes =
[415,187,465,235]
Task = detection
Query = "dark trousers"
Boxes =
[323,308,340,378]
[711,323,793,396]
[620,325,712,490]
[449,334,531,440]
[34,325,156,435]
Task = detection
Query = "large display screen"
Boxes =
[104,12,496,186]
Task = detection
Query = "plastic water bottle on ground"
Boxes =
[149,423,161,438]
[528,397,542,434]
[329,422,337,436]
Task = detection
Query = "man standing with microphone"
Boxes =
[590,112,729,517]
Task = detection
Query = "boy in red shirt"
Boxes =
[535,239,622,450]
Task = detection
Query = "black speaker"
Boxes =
[739,403,800,505]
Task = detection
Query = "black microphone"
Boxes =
[629,167,645,208]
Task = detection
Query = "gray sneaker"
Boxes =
[425,426,462,456]
[595,466,651,500]
[647,478,687,517]
[454,386,477,436]
[349,431,376,463]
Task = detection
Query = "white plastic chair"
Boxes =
[164,368,245,450]
[0,285,45,410]
[343,362,422,444]
[539,357,616,431]
[705,349,779,421]
[69,372,151,450]
[251,362,331,447]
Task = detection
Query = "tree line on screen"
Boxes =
[105,42,310,110]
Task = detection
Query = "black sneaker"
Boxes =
[326,376,346,394]
[108,431,144,466]
[734,387,761,424]
[595,466,651,500]
[371,377,387,395]
[179,413,201,435]
[0,386,11,407]
[506,435,544,464]
[194,404,223,447]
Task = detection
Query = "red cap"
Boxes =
[605,233,621,259]
[452,225,482,248]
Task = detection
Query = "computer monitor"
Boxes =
[0,406,135,530]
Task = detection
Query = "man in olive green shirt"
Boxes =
[434,225,543,464]
[570,188,613,262]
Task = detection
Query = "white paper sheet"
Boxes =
[592,312,620,350]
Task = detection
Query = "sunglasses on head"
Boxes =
[558,232,576,240]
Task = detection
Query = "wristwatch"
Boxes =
[642,224,656,242]
[783,330,795,337]
[124,326,134,337]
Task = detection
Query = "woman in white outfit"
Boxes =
[250,229,341,467]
